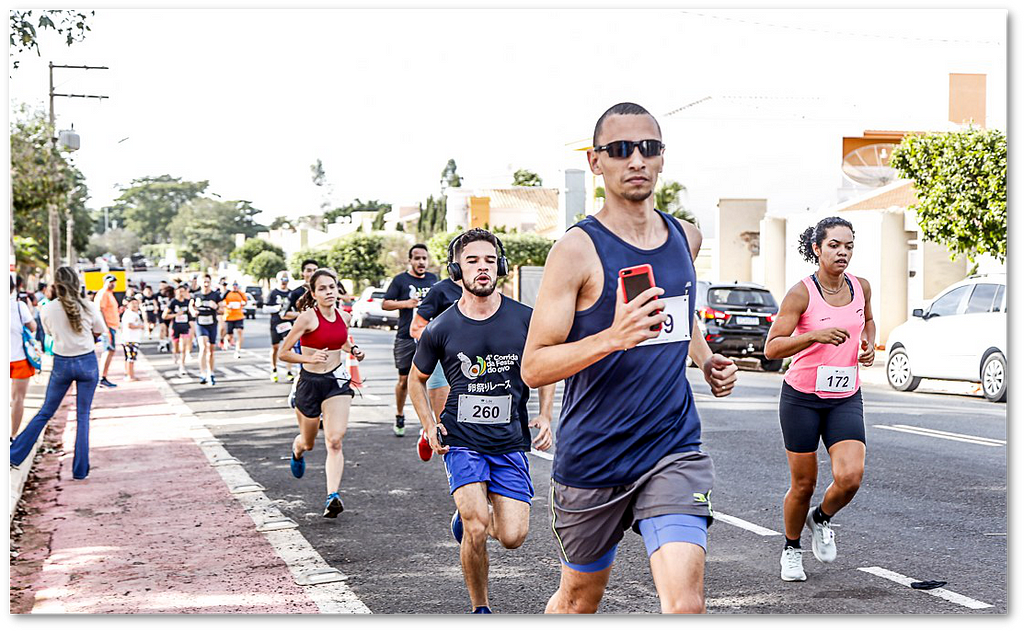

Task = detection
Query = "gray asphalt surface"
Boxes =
[140,313,1006,614]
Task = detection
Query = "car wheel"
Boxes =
[886,348,921,392]
[981,352,1007,403]
[760,358,784,372]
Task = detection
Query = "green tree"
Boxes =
[655,179,698,225]
[269,216,294,231]
[248,250,288,284]
[231,237,284,269]
[440,158,462,193]
[427,230,461,275]
[497,232,554,268]
[10,104,93,269]
[889,127,1007,262]
[111,175,209,243]
[10,10,93,70]
[324,199,391,226]
[289,247,327,277]
[417,195,447,238]
[326,233,387,292]
[169,198,266,269]
[513,169,543,187]
[85,227,141,261]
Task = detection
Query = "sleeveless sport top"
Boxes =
[784,273,865,399]
[553,210,702,489]
[300,306,348,351]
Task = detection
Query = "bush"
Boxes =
[325,233,387,292]
[232,237,284,268]
[248,250,287,283]
[289,247,327,277]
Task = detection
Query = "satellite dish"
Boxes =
[842,143,897,187]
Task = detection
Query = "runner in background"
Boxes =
[94,274,121,389]
[164,285,193,377]
[222,281,248,359]
[764,217,873,582]
[141,285,160,339]
[381,244,437,437]
[191,274,223,386]
[156,285,174,353]
[120,296,144,382]
[266,270,299,383]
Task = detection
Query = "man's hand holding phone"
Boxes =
[429,423,450,456]
[602,283,667,352]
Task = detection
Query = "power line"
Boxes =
[679,10,1004,46]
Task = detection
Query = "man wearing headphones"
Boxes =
[407,228,554,614]
[382,243,438,437]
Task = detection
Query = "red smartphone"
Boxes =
[619,264,662,332]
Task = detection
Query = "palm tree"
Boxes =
[655,179,698,225]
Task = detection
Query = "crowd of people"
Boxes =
[9,102,876,614]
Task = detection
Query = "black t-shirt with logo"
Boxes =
[416,278,463,323]
[166,298,192,328]
[384,271,438,340]
[141,294,159,314]
[266,288,293,326]
[191,290,222,325]
[413,296,533,455]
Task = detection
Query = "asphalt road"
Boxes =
[140,313,1006,614]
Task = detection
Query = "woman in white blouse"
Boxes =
[10,267,105,480]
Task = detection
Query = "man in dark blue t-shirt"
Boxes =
[409,277,463,460]
[382,243,438,437]
[409,228,554,615]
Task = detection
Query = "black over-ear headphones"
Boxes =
[447,232,509,281]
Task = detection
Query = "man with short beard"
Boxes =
[382,244,437,436]
[407,228,554,614]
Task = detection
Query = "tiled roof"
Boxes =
[837,181,920,212]
[478,188,560,235]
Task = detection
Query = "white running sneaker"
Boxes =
[780,547,807,581]
[177,365,186,377]
[806,510,837,563]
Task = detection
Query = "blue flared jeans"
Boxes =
[10,351,99,479]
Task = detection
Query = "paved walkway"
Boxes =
[10,352,321,614]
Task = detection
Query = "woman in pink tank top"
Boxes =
[764,217,877,582]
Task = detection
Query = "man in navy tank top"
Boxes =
[408,228,555,614]
[522,103,739,614]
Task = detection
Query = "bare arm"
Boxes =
[409,364,449,455]
[410,313,429,340]
[857,277,876,366]
[277,311,328,365]
[764,282,848,359]
[528,383,556,451]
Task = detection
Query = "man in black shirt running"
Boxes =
[382,243,437,437]
[409,228,554,614]
[266,270,300,382]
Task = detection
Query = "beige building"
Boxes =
[445,187,561,238]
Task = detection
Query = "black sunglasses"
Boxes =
[594,139,665,159]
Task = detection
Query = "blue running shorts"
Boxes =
[426,362,448,389]
[443,447,534,504]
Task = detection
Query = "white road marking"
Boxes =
[714,513,782,536]
[873,424,1005,447]
[858,566,993,610]
[529,449,553,460]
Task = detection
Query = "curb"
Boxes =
[9,359,56,525]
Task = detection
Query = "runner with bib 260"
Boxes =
[764,216,875,582]
[522,102,738,614]
[408,228,554,615]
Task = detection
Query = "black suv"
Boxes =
[695,281,781,371]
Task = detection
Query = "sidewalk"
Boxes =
[9,350,324,614]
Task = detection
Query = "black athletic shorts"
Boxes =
[294,366,354,418]
[145,311,159,324]
[393,337,416,376]
[226,319,245,333]
[779,382,865,453]
[270,320,293,345]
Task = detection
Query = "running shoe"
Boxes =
[99,377,118,388]
[286,371,295,381]
[234,350,241,359]
[290,450,305,478]
[209,374,216,386]
[323,493,344,518]
[780,547,807,581]
[393,415,406,437]
[271,370,279,383]
[806,510,837,563]
[451,510,463,544]
[178,366,186,377]
[470,606,492,614]
[417,430,433,462]
[199,376,208,385]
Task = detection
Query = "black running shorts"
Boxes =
[393,336,416,376]
[294,366,354,418]
[779,382,865,453]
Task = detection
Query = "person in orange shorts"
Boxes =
[221,281,248,359]
[10,276,37,438]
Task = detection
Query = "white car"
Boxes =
[351,287,398,329]
[886,274,1006,402]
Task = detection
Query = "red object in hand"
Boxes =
[619,264,662,332]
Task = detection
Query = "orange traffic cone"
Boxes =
[347,334,363,388]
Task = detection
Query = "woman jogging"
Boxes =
[278,268,366,518]
[10,267,105,480]
[764,216,875,582]
[163,285,194,377]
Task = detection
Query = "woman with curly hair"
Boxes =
[764,217,876,582]
[10,266,106,480]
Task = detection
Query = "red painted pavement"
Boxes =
[13,355,320,614]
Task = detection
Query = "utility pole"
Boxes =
[47,61,109,282]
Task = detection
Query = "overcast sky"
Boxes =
[7,7,1006,235]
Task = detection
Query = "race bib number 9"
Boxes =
[197,315,215,326]
[637,294,691,347]
[816,365,857,393]
[457,394,512,425]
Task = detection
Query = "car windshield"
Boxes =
[371,292,385,300]
[708,287,777,308]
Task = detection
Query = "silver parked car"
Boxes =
[351,287,398,329]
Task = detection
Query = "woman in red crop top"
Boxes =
[279,268,366,518]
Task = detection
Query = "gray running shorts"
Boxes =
[393,336,416,376]
[550,450,715,566]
